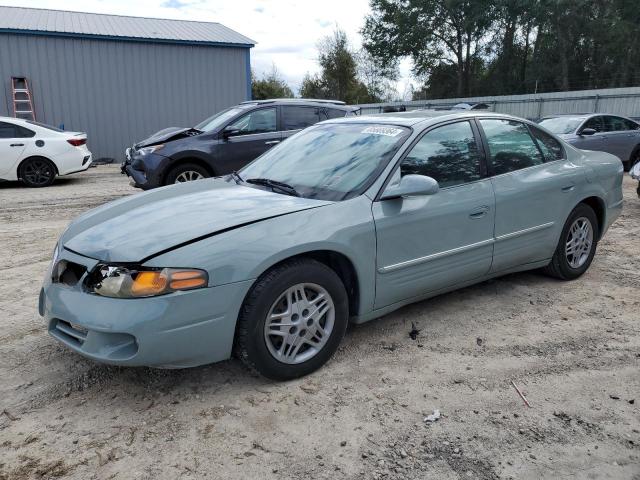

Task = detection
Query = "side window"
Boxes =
[603,115,627,132]
[479,119,544,175]
[529,125,564,162]
[582,116,604,132]
[604,115,636,132]
[0,122,17,139]
[16,126,35,138]
[400,121,483,188]
[622,118,640,130]
[228,108,276,135]
[282,106,320,131]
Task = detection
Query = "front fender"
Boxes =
[145,195,377,316]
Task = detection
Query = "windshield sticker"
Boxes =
[361,126,404,137]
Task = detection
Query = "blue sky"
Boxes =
[5,0,414,96]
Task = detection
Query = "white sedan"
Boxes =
[0,117,92,187]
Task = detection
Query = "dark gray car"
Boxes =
[122,99,358,189]
[539,114,640,170]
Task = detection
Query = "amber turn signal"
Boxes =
[168,270,208,290]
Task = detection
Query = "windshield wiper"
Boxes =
[229,171,244,184]
[245,178,300,197]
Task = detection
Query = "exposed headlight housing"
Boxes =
[137,144,164,156]
[87,265,208,298]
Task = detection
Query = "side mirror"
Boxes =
[223,126,240,139]
[579,128,597,136]
[380,174,439,200]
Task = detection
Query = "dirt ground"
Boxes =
[0,165,638,480]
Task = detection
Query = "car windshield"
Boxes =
[194,107,248,132]
[239,123,411,201]
[538,117,584,134]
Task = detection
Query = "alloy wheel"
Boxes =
[263,283,335,364]
[565,217,593,269]
[174,171,204,183]
[23,159,54,186]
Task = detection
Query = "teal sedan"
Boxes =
[41,112,623,380]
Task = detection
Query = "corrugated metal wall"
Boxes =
[356,86,640,119]
[0,33,250,161]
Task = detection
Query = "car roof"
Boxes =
[542,113,634,119]
[323,110,521,127]
[240,98,357,111]
[0,116,29,124]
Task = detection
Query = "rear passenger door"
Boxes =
[601,115,640,162]
[0,121,28,176]
[280,106,323,142]
[478,119,584,272]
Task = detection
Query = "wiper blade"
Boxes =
[245,178,300,197]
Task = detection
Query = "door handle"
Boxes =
[10,143,24,147]
[265,140,280,145]
[562,184,575,192]
[469,206,490,219]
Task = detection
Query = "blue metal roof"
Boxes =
[0,6,255,47]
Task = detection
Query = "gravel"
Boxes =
[0,166,639,479]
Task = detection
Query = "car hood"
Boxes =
[135,127,200,148]
[61,178,332,263]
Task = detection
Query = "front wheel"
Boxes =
[235,258,349,380]
[164,163,210,185]
[544,203,599,280]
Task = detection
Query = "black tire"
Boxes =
[164,163,210,185]
[625,148,640,172]
[19,157,56,187]
[544,203,599,280]
[234,258,349,380]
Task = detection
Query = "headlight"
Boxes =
[47,243,60,279]
[137,144,164,156]
[87,265,208,298]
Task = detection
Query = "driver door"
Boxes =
[373,120,495,309]
[220,107,281,171]
[572,116,609,152]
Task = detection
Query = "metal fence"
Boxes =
[355,86,640,120]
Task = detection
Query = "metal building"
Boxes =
[0,6,254,161]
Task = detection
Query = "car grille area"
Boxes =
[49,318,138,361]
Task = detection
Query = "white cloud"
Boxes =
[4,0,416,96]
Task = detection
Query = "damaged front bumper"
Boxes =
[121,147,165,190]
[40,247,253,368]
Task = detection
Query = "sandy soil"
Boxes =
[0,165,638,480]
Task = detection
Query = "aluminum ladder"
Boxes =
[11,77,36,120]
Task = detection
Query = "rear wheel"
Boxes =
[626,148,640,171]
[544,203,599,280]
[19,157,56,187]
[165,163,210,185]
[235,258,349,380]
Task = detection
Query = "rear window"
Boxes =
[538,117,584,135]
[26,120,64,132]
[325,108,348,119]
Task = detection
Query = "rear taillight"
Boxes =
[67,138,86,146]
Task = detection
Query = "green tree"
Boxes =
[251,64,294,100]
[363,0,497,97]
[299,28,393,103]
